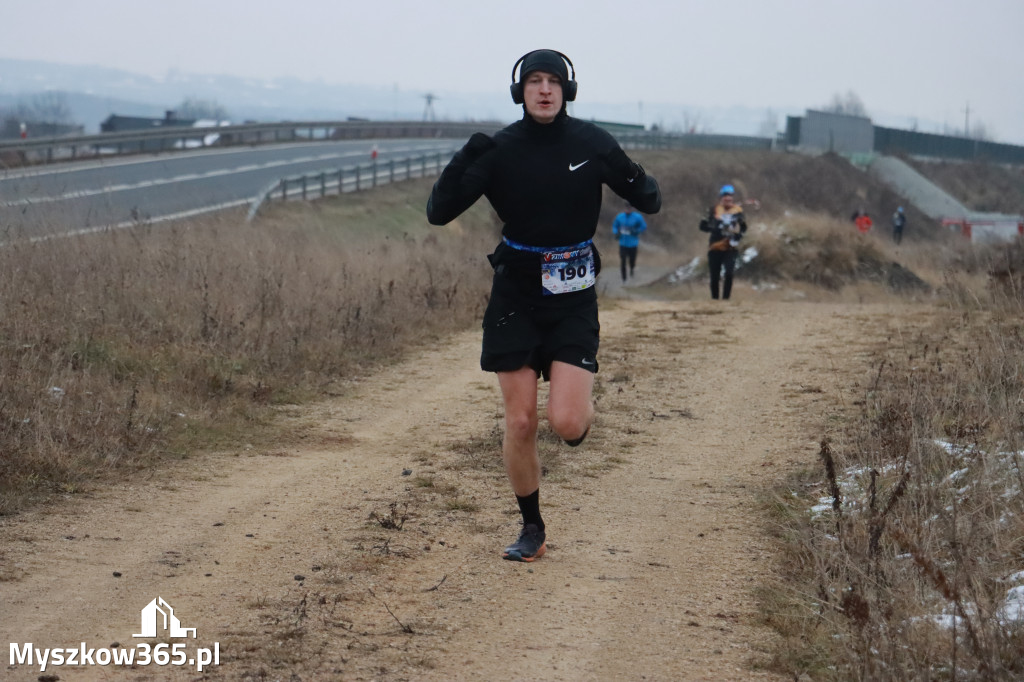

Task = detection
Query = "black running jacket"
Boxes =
[427,112,661,249]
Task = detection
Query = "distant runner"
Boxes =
[427,49,662,562]
[699,184,747,300]
[612,201,648,282]
[892,206,906,244]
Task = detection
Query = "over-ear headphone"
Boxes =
[510,50,577,104]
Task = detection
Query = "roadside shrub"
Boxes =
[762,291,1024,680]
[0,180,498,513]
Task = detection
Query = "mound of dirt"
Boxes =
[661,212,932,295]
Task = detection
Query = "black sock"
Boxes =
[515,489,544,531]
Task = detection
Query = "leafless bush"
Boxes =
[0,181,498,513]
[763,299,1024,679]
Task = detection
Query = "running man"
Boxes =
[699,184,747,300]
[426,49,661,562]
[612,201,648,282]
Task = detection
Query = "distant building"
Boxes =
[100,110,196,133]
[785,110,873,154]
[786,109,1024,164]
[99,110,198,152]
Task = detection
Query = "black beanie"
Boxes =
[518,49,569,84]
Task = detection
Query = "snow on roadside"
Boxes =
[808,439,1024,632]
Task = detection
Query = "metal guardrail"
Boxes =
[246,149,455,221]
[617,131,774,151]
[0,118,773,166]
[245,129,778,221]
[0,120,500,165]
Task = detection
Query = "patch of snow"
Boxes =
[998,585,1024,625]
[947,467,970,482]
[667,256,701,284]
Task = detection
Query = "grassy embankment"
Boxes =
[751,156,1024,679]
[0,177,498,514]
[633,150,1024,677]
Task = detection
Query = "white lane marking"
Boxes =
[0,139,441,180]
[1,144,439,207]
[25,152,452,241]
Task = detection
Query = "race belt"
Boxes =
[502,237,596,296]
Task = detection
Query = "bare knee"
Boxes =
[548,406,590,442]
[504,409,538,444]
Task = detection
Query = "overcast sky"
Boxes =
[2,0,1023,143]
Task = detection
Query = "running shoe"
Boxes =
[502,523,546,562]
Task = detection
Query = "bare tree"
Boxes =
[757,108,778,138]
[680,109,711,134]
[968,121,993,141]
[823,90,868,117]
[175,97,230,121]
[1,94,71,125]
[1,95,75,138]
[30,92,72,124]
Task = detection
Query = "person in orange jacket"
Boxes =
[853,209,873,234]
[699,184,747,300]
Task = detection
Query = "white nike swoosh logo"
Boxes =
[569,160,589,171]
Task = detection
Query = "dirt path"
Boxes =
[1,294,920,681]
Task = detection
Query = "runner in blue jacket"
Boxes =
[612,201,648,282]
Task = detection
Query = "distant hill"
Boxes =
[0,57,956,141]
[0,57,512,133]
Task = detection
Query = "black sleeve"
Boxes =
[699,207,713,233]
[592,130,661,214]
[615,172,662,215]
[738,211,748,234]
[426,134,494,225]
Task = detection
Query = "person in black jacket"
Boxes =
[699,184,747,300]
[891,206,906,244]
[427,49,661,562]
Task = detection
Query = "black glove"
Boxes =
[602,147,645,183]
[455,132,496,167]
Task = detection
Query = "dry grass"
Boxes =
[738,212,933,292]
[0,178,498,514]
[760,241,1024,680]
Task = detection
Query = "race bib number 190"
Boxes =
[541,246,596,295]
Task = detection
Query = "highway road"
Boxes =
[0,138,456,238]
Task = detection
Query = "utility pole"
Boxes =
[422,93,438,122]
[964,101,970,138]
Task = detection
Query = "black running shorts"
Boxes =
[480,273,600,379]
